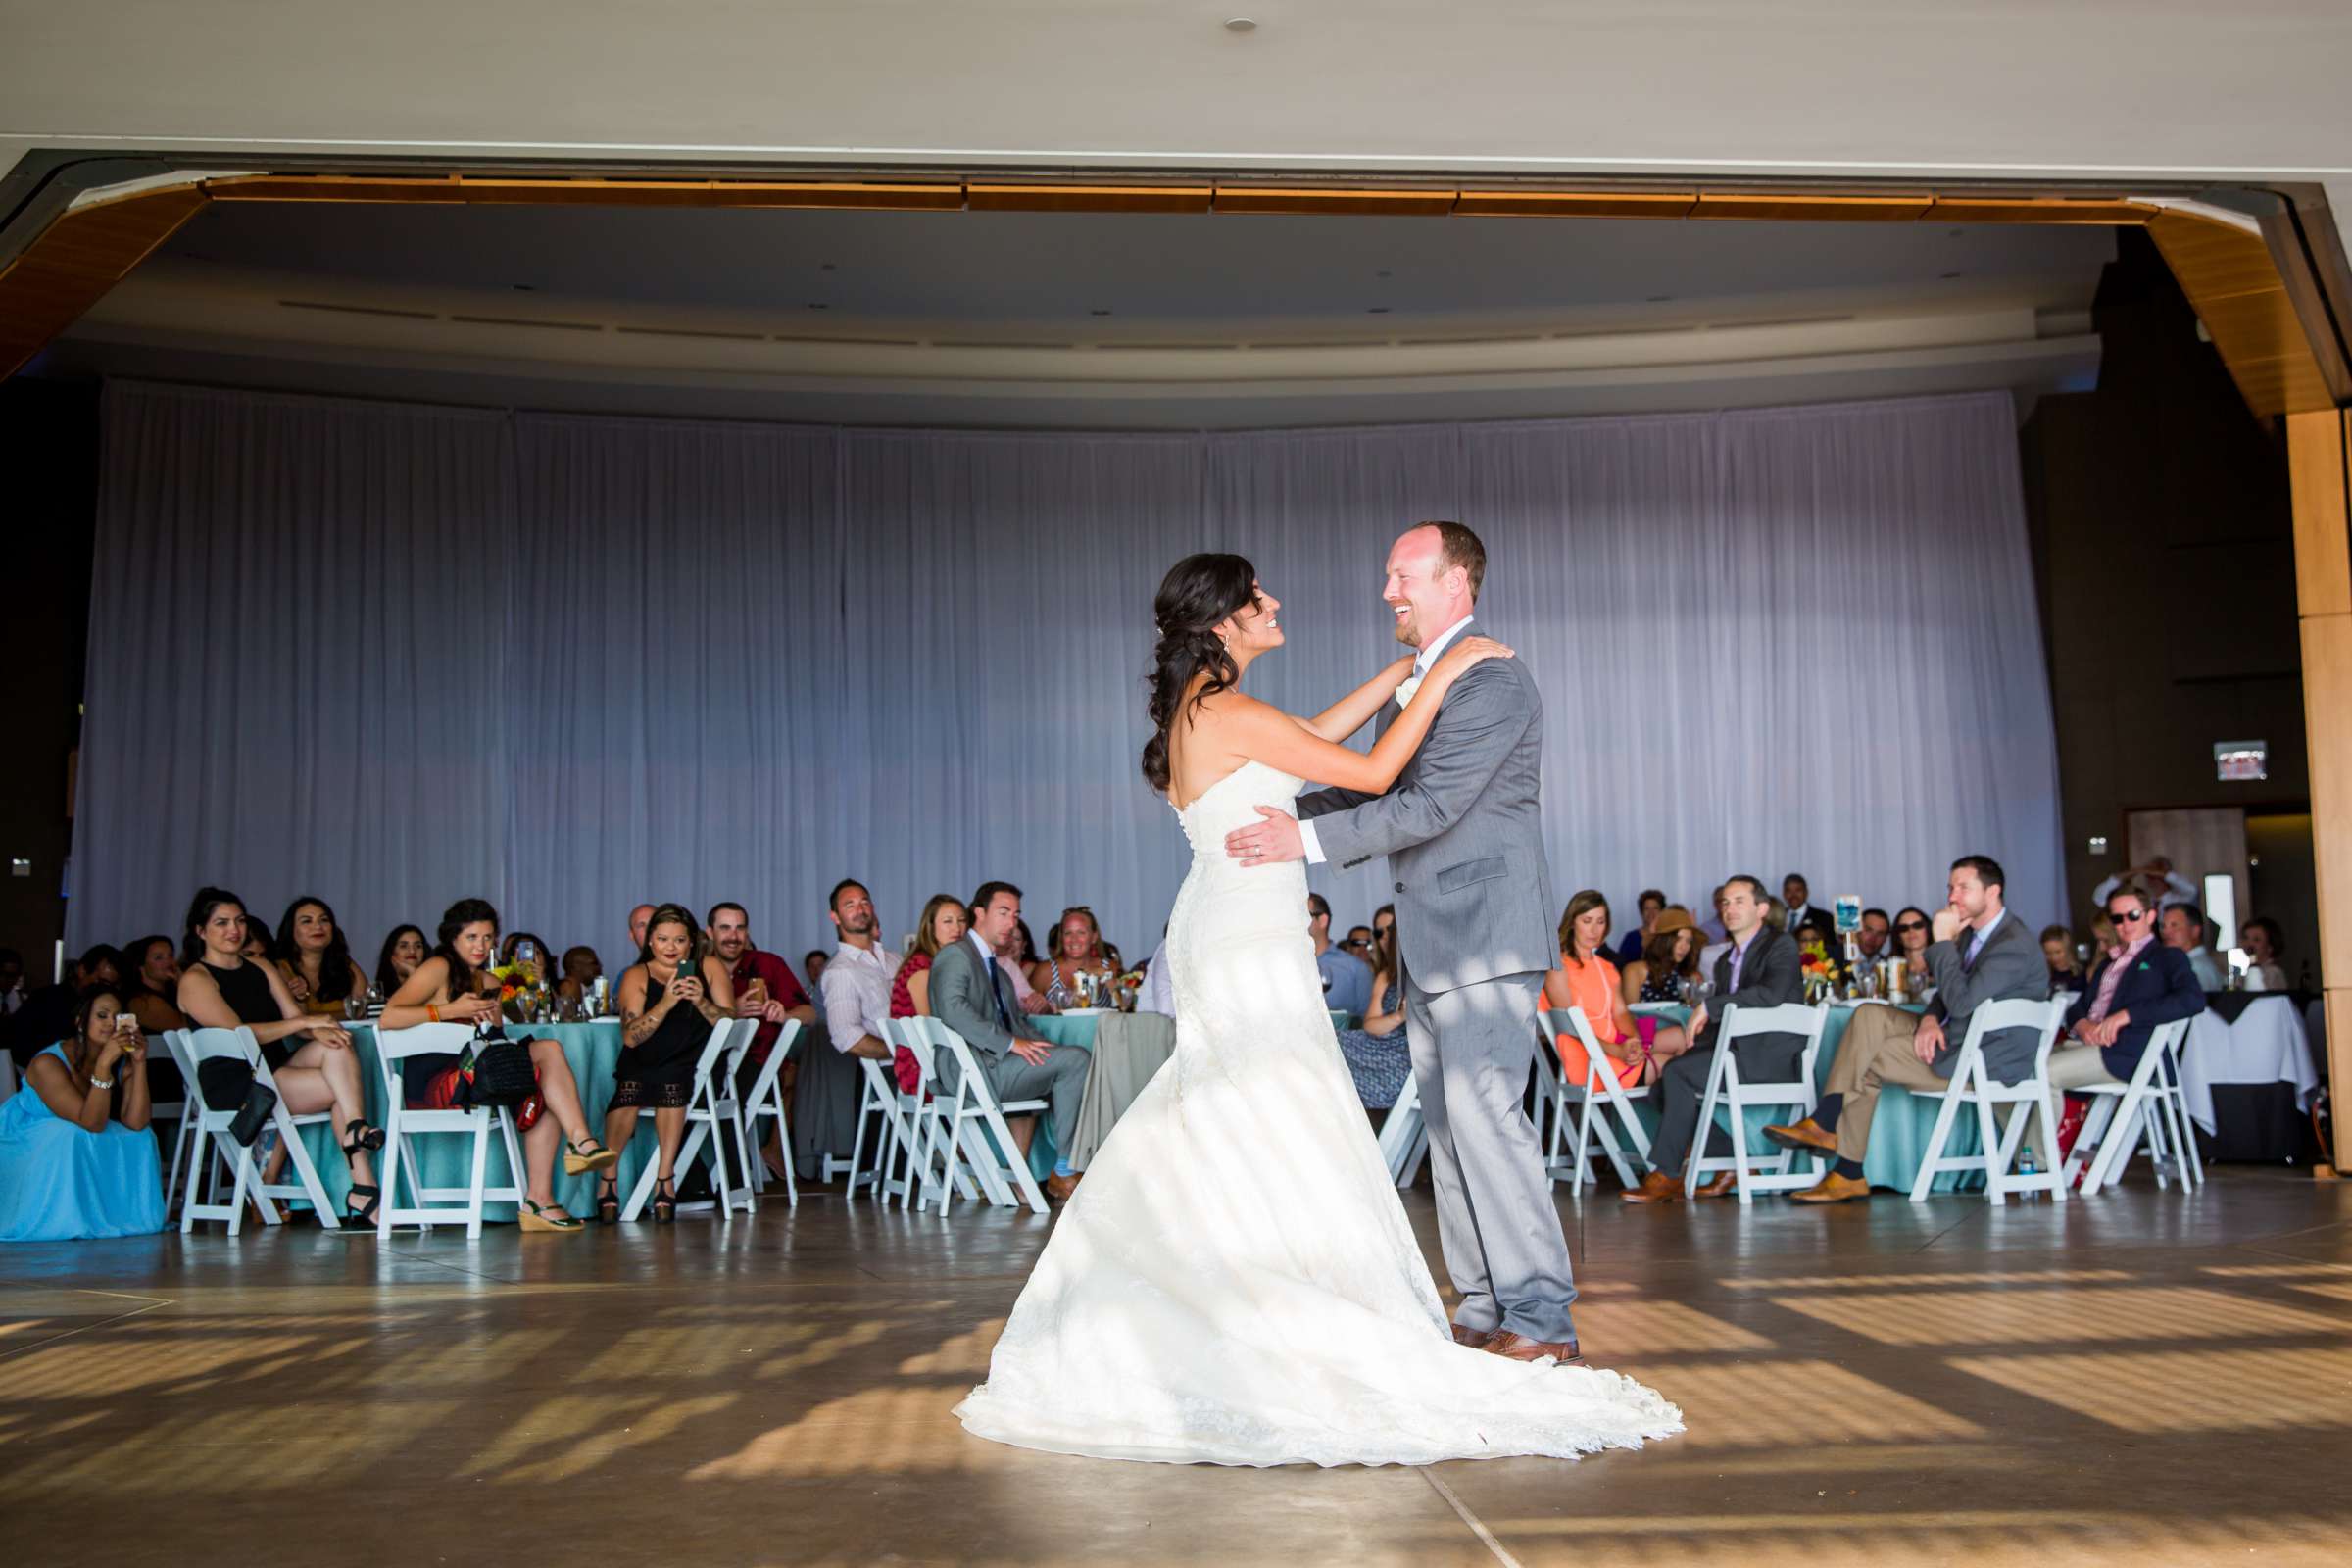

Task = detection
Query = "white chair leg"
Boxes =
[1726,1090,1756,1205]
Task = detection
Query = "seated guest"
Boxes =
[2042,925,2085,997]
[2241,917,2289,991]
[1613,889,1668,963]
[555,946,602,1007]
[1622,906,1700,1005]
[121,934,188,1034]
[271,896,368,1016]
[0,947,24,1018]
[500,931,559,977]
[375,925,428,999]
[892,896,968,1020]
[709,901,818,1181]
[1372,904,1396,946]
[1852,908,1892,968]
[2162,903,2225,991]
[1768,856,2050,1204]
[933,881,1092,1202]
[1543,892,1685,1089]
[1697,885,1734,970]
[0,986,165,1241]
[627,904,656,954]
[803,950,829,991]
[1307,893,1373,1019]
[2088,908,2120,964]
[818,880,900,1066]
[1890,906,1934,990]
[1336,921,1410,1110]
[238,919,272,964]
[1343,924,1374,963]
[10,945,122,1071]
[601,903,734,1222]
[2092,858,2199,913]
[2046,887,2207,1131]
[1622,876,1803,1202]
[379,899,617,1232]
[1781,873,1818,934]
[997,920,1051,1012]
[174,888,381,1225]
[1031,906,1117,1007]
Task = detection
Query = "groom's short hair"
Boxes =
[1425,520,1487,602]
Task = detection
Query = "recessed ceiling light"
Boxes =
[1090,309,1113,317]
[1646,293,1674,303]
[1367,307,1391,315]
[1939,270,1963,280]
[512,283,537,292]
[1225,16,1257,31]
[1376,270,1393,279]
[820,263,837,271]
[807,302,830,310]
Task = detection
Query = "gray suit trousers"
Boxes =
[1404,965,1579,1343]
[978,1045,1090,1155]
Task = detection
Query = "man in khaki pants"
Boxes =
[1764,855,2050,1202]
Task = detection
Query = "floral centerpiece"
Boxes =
[491,960,548,1024]
[1796,934,1844,1002]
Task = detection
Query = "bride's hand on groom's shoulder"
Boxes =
[1432,635,1512,683]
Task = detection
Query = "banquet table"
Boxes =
[1615,1001,1985,1193]
[2177,994,2321,1160]
[283,1018,695,1223]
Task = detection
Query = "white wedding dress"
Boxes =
[954,760,1683,1466]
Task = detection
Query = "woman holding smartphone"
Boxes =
[0,986,166,1240]
[600,903,733,1222]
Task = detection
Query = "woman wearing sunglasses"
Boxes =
[1890,906,1935,991]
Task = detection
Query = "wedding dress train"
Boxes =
[955,760,1682,1465]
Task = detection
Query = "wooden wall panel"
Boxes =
[2148,211,2338,418]
[2287,409,2352,1124]
[0,186,209,380]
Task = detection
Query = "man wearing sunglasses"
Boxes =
[2046,890,2207,1107]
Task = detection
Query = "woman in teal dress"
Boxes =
[0,986,166,1241]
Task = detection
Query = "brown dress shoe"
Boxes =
[1691,1171,1740,1200]
[1483,1331,1590,1368]
[1044,1170,1083,1203]
[1790,1171,1871,1204]
[1450,1323,1494,1350]
[1620,1169,1682,1204]
[1762,1117,1838,1155]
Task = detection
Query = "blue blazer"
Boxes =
[2061,944,2207,1078]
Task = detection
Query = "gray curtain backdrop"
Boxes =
[74,380,2064,978]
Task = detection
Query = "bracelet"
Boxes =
[427,1004,440,1023]
[89,1074,115,1090]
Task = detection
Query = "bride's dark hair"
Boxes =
[1142,553,1259,793]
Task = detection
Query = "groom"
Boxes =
[1225,522,1580,1366]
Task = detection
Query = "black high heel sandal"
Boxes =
[341,1119,386,1156]
[594,1174,620,1225]
[652,1176,677,1224]
[340,1181,381,1233]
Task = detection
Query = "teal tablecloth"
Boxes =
[288,1019,682,1224]
[1605,1003,1984,1193]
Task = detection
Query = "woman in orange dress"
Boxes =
[1542,891,1663,1090]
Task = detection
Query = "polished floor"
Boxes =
[4,1167,2349,1567]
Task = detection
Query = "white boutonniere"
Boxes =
[1395,674,1423,708]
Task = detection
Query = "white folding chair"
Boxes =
[1686,1002,1832,1202]
[153,1029,198,1218]
[738,1019,803,1209]
[620,1017,757,1221]
[2065,1019,2202,1196]
[842,1027,926,1204]
[1907,997,2073,1204]
[177,1026,343,1233]
[1377,1071,1429,1188]
[886,1019,987,1214]
[909,1016,1051,1214]
[1544,1008,1653,1197]
[372,1022,528,1238]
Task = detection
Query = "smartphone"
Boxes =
[1835,897,1862,935]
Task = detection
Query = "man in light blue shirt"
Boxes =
[1308,893,1373,1019]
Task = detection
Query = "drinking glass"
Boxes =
[343,994,367,1023]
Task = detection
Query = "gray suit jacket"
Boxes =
[1923,911,2051,1083]
[1296,619,1555,994]
[929,936,1027,1062]
[1699,925,1806,1059]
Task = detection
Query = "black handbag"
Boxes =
[196,1057,279,1148]
[455,1038,537,1108]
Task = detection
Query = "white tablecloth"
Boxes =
[2179,996,2320,1135]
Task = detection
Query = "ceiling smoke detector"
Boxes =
[1225,17,1257,31]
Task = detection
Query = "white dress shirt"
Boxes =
[1140,935,1176,1017]
[819,939,901,1054]
[1301,613,1474,866]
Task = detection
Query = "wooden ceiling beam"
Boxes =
[0,185,210,380]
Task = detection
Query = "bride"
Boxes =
[954,553,1682,1467]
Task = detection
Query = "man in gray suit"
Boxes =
[930,879,1093,1202]
[1765,854,2049,1203]
[1223,522,1581,1366]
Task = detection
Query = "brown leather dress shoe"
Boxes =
[1044,1170,1083,1203]
[1619,1169,1682,1204]
[1691,1171,1740,1200]
[1790,1171,1870,1204]
[1483,1331,1590,1368]
[1762,1117,1838,1155]
[1450,1323,1495,1350]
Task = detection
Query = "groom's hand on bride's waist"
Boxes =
[1225,806,1304,867]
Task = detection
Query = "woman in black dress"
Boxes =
[173,887,383,1226]
[379,898,620,1232]
[599,903,733,1222]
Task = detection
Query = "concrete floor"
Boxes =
[4,1168,2349,1567]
